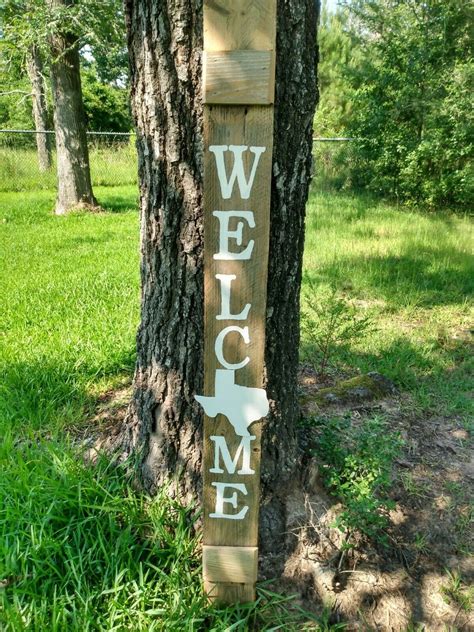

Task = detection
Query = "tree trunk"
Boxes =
[27,46,52,172]
[49,0,97,215]
[120,0,318,571]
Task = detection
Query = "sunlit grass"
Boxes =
[0,186,325,630]
[303,188,473,419]
[0,187,140,433]
[0,181,472,629]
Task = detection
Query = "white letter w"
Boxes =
[209,145,266,200]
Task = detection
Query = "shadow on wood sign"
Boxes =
[194,0,277,604]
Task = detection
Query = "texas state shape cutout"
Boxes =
[195,369,269,437]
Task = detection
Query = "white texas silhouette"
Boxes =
[195,369,269,437]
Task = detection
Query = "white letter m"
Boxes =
[209,435,255,475]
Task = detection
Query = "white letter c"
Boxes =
[215,326,250,370]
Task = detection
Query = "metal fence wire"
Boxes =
[0,129,352,194]
[0,130,138,192]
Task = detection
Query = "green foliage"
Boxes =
[0,438,324,630]
[440,570,473,613]
[0,0,125,64]
[0,50,38,143]
[81,69,131,132]
[313,415,403,542]
[0,187,344,630]
[314,2,359,137]
[317,0,473,208]
[301,282,373,377]
[0,182,472,628]
[0,0,129,136]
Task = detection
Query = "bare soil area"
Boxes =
[275,367,474,630]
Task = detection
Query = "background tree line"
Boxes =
[315,0,473,208]
[0,0,131,213]
[1,0,472,210]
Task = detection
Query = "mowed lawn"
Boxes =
[0,184,472,629]
[303,191,473,420]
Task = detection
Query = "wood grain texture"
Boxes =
[203,546,258,584]
[203,50,275,104]
[204,0,276,52]
[202,0,277,604]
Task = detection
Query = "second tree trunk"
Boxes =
[50,0,97,215]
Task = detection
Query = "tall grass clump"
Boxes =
[0,438,325,630]
[0,441,203,630]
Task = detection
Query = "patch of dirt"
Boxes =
[274,367,474,630]
[74,384,132,461]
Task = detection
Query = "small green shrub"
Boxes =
[301,283,373,377]
[313,415,403,543]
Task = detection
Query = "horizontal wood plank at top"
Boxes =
[203,50,275,105]
[203,545,258,584]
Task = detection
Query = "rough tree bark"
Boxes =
[27,45,52,172]
[49,0,97,215]
[119,0,318,572]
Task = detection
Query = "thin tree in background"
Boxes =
[26,45,52,171]
[49,0,97,214]
[1,0,126,212]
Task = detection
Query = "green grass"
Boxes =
[303,189,473,420]
[0,187,140,433]
[0,180,472,629]
[0,186,326,630]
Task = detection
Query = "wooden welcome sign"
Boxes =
[194,0,277,604]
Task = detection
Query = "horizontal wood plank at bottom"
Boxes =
[203,545,258,585]
[203,579,256,604]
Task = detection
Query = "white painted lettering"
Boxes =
[209,435,256,475]
[214,326,250,370]
[209,145,266,199]
[215,274,251,321]
[209,482,249,520]
[213,211,255,261]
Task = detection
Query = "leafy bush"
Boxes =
[316,1,473,209]
[82,69,132,133]
[313,415,403,543]
[301,283,373,377]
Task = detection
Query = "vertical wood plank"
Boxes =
[200,0,277,604]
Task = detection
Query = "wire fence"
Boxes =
[0,130,138,192]
[0,129,353,194]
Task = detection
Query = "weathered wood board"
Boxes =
[196,0,277,604]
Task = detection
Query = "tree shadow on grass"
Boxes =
[0,348,136,435]
[300,333,472,416]
[306,246,473,309]
[294,334,473,627]
[97,191,139,214]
